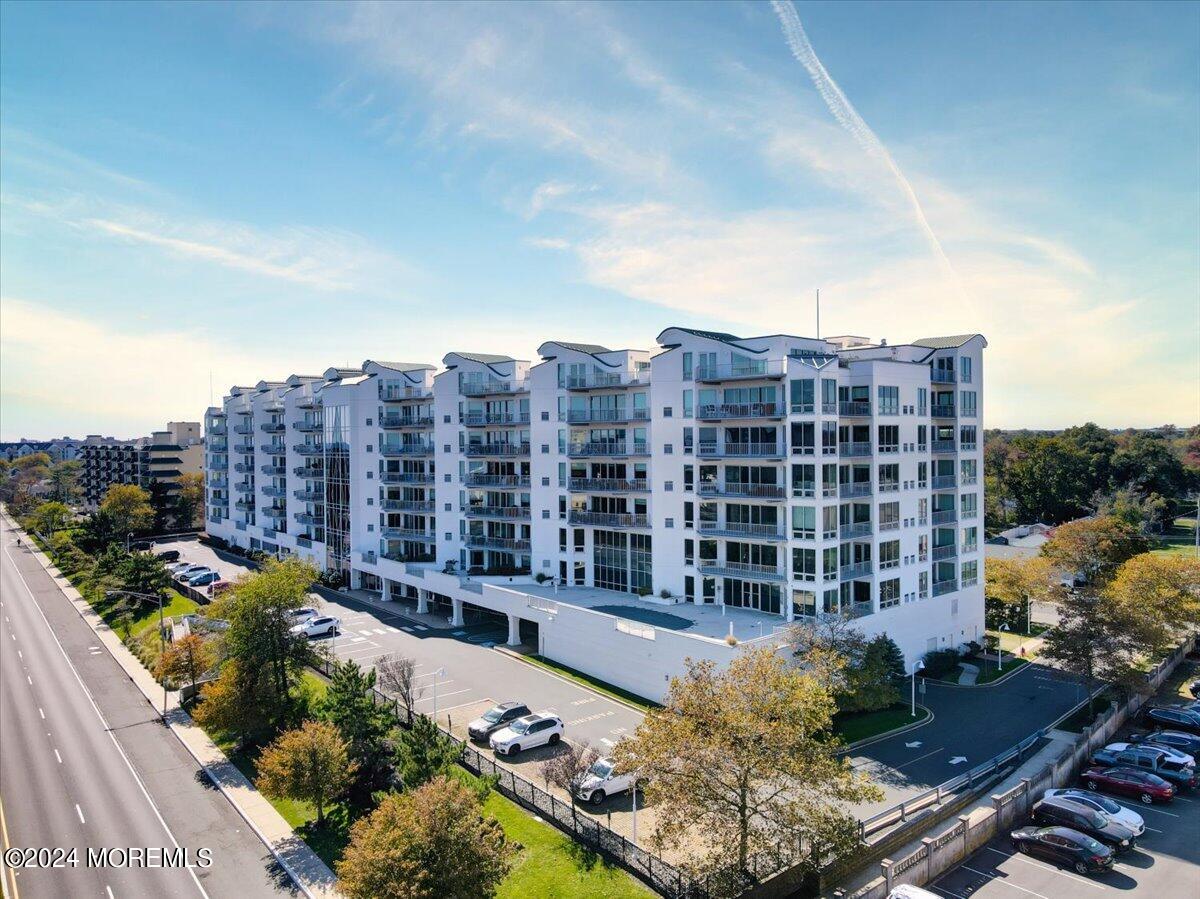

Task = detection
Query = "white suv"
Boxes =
[489,713,564,756]
[575,756,636,806]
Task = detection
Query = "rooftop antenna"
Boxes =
[815,288,821,339]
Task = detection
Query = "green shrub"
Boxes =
[921,648,962,679]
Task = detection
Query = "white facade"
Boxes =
[205,329,986,700]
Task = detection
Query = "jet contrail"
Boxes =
[771,0,958,283]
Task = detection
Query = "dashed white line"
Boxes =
[38,707,45,719]
[26,675,32,685]
[54,749,62,764]
[16,650,21,660]
[106,885,115,899]
[76,804,86,824]
[414,688,470,703]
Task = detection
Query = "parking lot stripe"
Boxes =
[1136,805,1179,818]
[359,629,374,636]
[983,847,1106,889]
[438,698,486,713]
[961,865,1052,899]
[386,626,400,633]
[414,688,471,703]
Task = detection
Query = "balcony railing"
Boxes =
[382,551,437,564]
[380,443,434,457]
[567,441,648,458]
[261,486,287,498]
[382,527,436,542]
[931,369,956,383]
[568,511,649,529]
[382,499,435,512]
[932,544,957,561]
[697,442,784,458]
[463,473,529,488]
[699,482,786,500]
[694,360,786,382]
[464,505,531,520]
[933,579,958,597]
[261,506,287,519]
[696,402,784,421]
[294,466,323,479]
[293,488,324,502]
[932,440,956,454]
[291,420,322,432]
[260,444,285,455]
[381,471,434,485]
[562,408,650,424]
[233,481,254,493]
[233,462,255,473]
[260,465,287,476]
[292,443,323,456]
[382,415,435,429]
[294,512,322,525]
[697,521,784,541]
[696,560,785,583]
[460,411,529,427]
[207,423,228,436]
[569,478,649,493]
[560,372,645,390]
[931,509,957,525]
[460,379,527,397]
[234,499,256,511]
[465,535,531,553]
[932,475,957,489]
[840,561,873,580]
[839,442,871,457]
[296,396,319,410]
[380,386,432,401]
[260,422,285,434]
[463,442,530,457]
[233,423,254,435]
[233,443,255,454]
[931,404,956,418]
[837,481,871,499]
[839,522,873,539]
[838,401,871,417]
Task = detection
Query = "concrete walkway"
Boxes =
[957,662,980,685]
[17,522,340,899]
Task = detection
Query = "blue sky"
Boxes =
[2,0,1197,439]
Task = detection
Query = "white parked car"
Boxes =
[489,713,563,756]
[289,607,319,623]
[290,616,340,639]
[1042,788,1146,837]
[1101,741,1195,767]
[575,756,636,806]
[165,561,193,572]
[174,565,212,581]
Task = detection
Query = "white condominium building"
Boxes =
[205,329,985,700]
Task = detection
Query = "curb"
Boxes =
[842,705,936,753]
[4,513,334,899]
[929,658,1034,689]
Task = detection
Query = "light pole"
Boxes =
[910,659,925,717]
[432,667,446,719]
[107,588,168,723]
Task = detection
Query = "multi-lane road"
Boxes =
[0,516,293,899]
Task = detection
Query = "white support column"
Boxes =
[506,613,521,647]
[416,589,429,615]
[450,597,465,627]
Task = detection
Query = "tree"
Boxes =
[336,775,513,899]
[48,460,82,504]
[156,634,216,695]
[787,615,899,713]
[117,552,173,599]
[853,635,905,711]
[1059,423,1118,494]
[100,484,155,536]
[321,660,396,798]
[611,647,881,882]
[257,720,355,826]
[1105,554,1200,657]
[1098,488,1170,533]
[25,501,72,538]
[75,508,123,554]
[376,654,423,719]
[537,740,600,794]
[1004,437,1093,524]
[395,714,461,789]
[1041,516,1150,586]
[1111,432,1189,503]
[174,472,205,529]
[984,556,1052,631]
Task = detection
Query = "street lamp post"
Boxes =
[432,667,446,719]
[911,659,926,717]
[107,588,168,723]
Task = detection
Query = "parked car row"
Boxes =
[164,560,228,590]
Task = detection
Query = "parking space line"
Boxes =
[385,626,400,633]
[414,689,471,703]
[1136,805,1179,818]
[439,698,487,713]
[983,847,1106,889]
[358,629,374,636]
[961,865,1051,899]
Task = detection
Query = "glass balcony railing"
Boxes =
[697,520,784,541]
[569,478,649,493]
[839,482,872,500]
[698,482,786,500]
[696,402,784,421]
[463,473,528,488]
[696,442,784,458]
[694,360,786,382]
[696,560,785,582]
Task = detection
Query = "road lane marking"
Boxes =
[107,886,115,899]
[54,749,62,764]
[76,804,86,824]
[372,628,387,635]
[359,629,374,636]
[983,847,1106,889]
[601,738,615,747]
[26,675,32,685]
[961,865,1051,899]
[386,626,400,633]
[38,708,44,719]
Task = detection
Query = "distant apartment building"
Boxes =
[82,421,204,510]
[0,436,94,462]
[204,329,985,700]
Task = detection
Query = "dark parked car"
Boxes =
[1080,767,1175,804]
[1090,743,1197,791]
[1030,796,1137,852]
[1139,705,1200,736]
[1131,729,1200,757]
[467,702,532,742]
[155,549,181,563]
[131,540,153,551]
[1189,680,1199,699]
[1010,826,1114,875]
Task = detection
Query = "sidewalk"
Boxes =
[14,519,340,899]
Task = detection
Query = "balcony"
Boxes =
[381,443,434,457]
[840,522,873,539]
[261,485,287,498]
[292,420,322,432]
[382,550,436,564]
[560,372,645,390]
[697,521,784,541]
[463,442,529,458]
[233,443,255,454]
[294,512,322,526]
[567,441,648,458]
[381,499,434,513]
[696,402,784,421]
[699,482,786,500]
[260,444,285,455]
[233,423,254,435]
[207,439,228,453]
[457,505,530,524]
[838,442,872,458]
[840,561,873,580]
[931,404,956,419]
[562,408,649,424]
[234,499,256,511]
[292,443,323,456]
[697,442,784,459]
[694,360,785,382]
[382,471,435,485]
[932,440,956,454]
[932,475,957,489]
[260,465,287,476]
[931,369,956,384]
[696,560,786,583]
[839,482,872,499]
[260,422,285,434]
[208,474,228,487]
[207,424,228,436]
[563,510,647,529]
[460,411,528,427]
[466,534,531,553]
[294,488,324,502]
[380,385,432,402]
[932,544,957,561]
[569,478,649,493]
[294,466,324,479]
[460,380,527,397]
[233,481,255,493]
[931,509,957,525]
[261,506,287,519]
[933,579,958,597]
[838,401,871,417]
[382,527,436,542]
[296,396,319,410]
[382,414,435,429]
[233,462,255,473]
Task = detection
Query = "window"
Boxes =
[878,463,899,492]
[684,465,694,490]
[821,379,837,414]
[917,424,927,451]
[962,527,978,554]
[961,357,972,384]
[684,501,694,528]
[879,502,900,530]
[960,391,977,417]
[682,352,693,379]
[822,505,838,539]
[684,539,694,565]
[879,578,900,609]
[822,547,838,581]
[959,425,977,450]
[792,463,815,497]
[877,385,899,415]
[792,505,815,539]
[683,390,693,418]
[664,480,674,491]
[961,493,978,519]
[790,379,815,414]
[791,422,815,455]
[821,422,837,455]
[877,425,899,453]
[962,560,979,586]
[917,387,928,416]
[792,547,816,579]
[793,590,816,618]
[961,458,978,484]
[879,540,900,570]
[917,461,928,488]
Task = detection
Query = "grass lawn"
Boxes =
[834,703,929,744]
[1154,518,1198,557]
[973,656,1030,684]
[524,655,659,713]
[987,624,1049,654]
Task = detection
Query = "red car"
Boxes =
[1081,767,1175,805]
